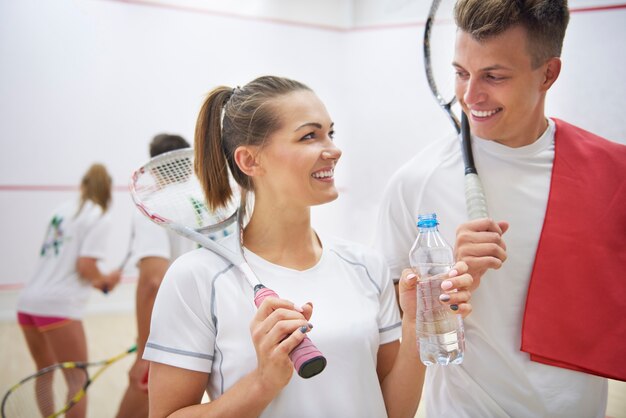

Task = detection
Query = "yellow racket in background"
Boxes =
[1,345,136,418]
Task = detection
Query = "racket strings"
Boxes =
[2,367,87,418]
[150,156,194,188]
[134,150,240,232]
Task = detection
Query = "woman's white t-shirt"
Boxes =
[144,233,401,418]
[18,200,111,319]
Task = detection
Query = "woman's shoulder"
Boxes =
[167,235,238,275]
[157,246,237,302]
[170,246,231,273]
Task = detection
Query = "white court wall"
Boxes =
[0,0,624,318]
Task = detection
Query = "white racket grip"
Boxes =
[464,173,489,220]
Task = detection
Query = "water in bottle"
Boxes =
[409,213,465,366]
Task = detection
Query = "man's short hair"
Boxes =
[454,0,570,68]
[149,134,190,157]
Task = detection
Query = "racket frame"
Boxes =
[0,345,136,418]
[423,0,489,220]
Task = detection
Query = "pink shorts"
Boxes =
[17,312,71,331]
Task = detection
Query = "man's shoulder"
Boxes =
[385,133,461,191]
[553,118,626,152]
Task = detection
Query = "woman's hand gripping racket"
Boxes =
[1,345,136,418]
[424,0,488,220]
[129,148,327,379]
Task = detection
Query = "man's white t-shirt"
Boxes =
[375,119,607,417]
[130,210,197,264]
[144,233,401,418]
[18,200,111,319]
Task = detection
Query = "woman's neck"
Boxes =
[243,205,322,271]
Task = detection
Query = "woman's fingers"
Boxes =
[451,300,472,318]
[398,268,418,292]
[249,296,315,389]
[438,267,473,317]
[262,317,310,344]
[442,265,473,290]
[439,289,471,305]
[254,296,301,320]
[397,269,418,317]
[250,297,314,355]
[300,302,313,322]
[273,322,312,356]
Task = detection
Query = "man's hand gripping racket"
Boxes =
[424,0,488,220]
[129,148,327,379]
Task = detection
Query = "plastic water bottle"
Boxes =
[409,213,465,366]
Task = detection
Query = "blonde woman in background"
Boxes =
[16,163,122,418]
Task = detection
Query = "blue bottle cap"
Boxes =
[417,213,438,228]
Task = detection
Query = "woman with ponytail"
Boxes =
[144,75,474,418]
[17,163,122,418]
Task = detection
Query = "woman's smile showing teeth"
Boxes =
[312,167,334,182]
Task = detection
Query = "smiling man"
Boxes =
[375,0,626,416]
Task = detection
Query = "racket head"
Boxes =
[1,364,88,418]
[130,148,240,234]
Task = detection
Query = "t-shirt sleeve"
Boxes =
[374,253,402,345]
[374,168,420,283]
[131,211,171,263]
[143,255,216,373]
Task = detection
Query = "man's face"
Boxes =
[453,25,553,148]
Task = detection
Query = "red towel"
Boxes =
[521,118,626,381]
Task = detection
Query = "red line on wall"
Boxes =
[105,0,348,32]
[0,276,138,291]
[0,185,129,192]
[0,283,24,291]
[102,0,626,32]
[570,4,626,13]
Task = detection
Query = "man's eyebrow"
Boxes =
[452,62,513,72]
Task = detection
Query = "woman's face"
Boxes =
[252,90,342,209]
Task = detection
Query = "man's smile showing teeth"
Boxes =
[471,108,502,118]
[312,168,334,180]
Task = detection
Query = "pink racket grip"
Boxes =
[253,285,327,379]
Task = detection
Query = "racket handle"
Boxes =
[464,173,489,220]
[253,285,327,379]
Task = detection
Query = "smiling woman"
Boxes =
[140,75,475,418]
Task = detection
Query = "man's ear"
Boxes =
[233,146,263,177]
[541,57,561,92]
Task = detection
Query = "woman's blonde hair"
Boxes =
[78,163,112,215]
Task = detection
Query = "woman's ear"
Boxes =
[233,146,263,177]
